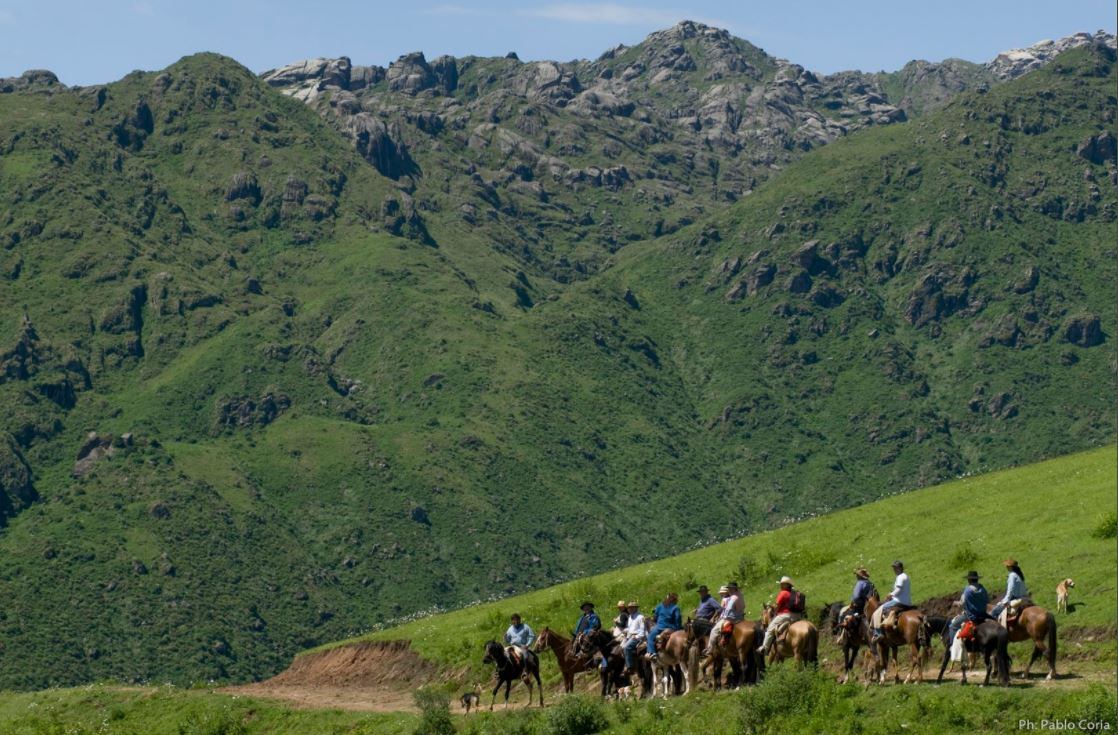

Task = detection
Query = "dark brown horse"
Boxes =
[865,593,928,684]
[482,640,543,709]
[688,617,764,688]
[997,604,1058,680]
[761,604,819,667]
[936,620,1011,686]
[533,627,595,693]
[573,629,631,697]
[825,602,872,684]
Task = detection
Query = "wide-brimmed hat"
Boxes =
[580,601,595,610]
[854,567,869,578]
[1002,558,1018,567]
[616,600,627,609]
[965,571,981,581]
[626,600,640,608]
[727,581,740,590]
[778,576,794,586]
[717,585,730,594]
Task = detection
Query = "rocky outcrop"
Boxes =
[216,392,291,431]
[0,434,36,523]
[0,69,63,94]
[1076,131,1116,165]
[1063,314,1104,347]
[987,31,1116,80]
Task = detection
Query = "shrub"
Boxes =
[414,686,455,735]
[1090,510,1117,539]
[544,694,609,735]
[948,542,980,570]
[739,665,847,734]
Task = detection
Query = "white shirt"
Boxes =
[891,572,912,605]
[625,612,645,640]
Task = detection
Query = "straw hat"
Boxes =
[1002,558,1018,567]
[627,600,640,608]
[778,576,794,586]
[717,585,730,594]
[854,567,869,579]
[616,600,627,609]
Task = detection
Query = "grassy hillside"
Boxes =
[0,41,1112,689]
[350,446,1116,675]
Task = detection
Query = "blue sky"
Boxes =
[1,1,1114,85]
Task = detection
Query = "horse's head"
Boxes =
[761,603,775,626]
[482,640,502,665]
[533,628,551,652]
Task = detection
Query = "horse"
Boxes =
[649,628,692,697]
[825,602,871,684]
[864,593,929,684]
[761,603,819,667]
[533,627,596,693]
[573,629,631,697]
[936,621,1011,686]
[481,640,544,709]
[996,603,1058,680]
[687,617,763,689]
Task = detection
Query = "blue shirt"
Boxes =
[1000,572,1028,605]
[573,611,601,636]
[852,579,873,603]
[652,602,682,630]
[696,596,722,621]
[505,623,535,647]
[962,584,989,620]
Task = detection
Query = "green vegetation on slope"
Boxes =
[0,42,1112,689]
[352,447,1116,677]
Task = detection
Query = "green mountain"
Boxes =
[0,27,1113,690]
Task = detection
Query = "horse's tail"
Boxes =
[1047,612,1058,677]
[997,630,1011,686]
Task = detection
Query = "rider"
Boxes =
[947,570,990,641]
[646,592,682,661]
[759,576,801,656]
[839,567,874,627]
[612,600,630,639]
[705,583,744,655]
[872,560,911,643]
[621,601,646,673]
[504,613,535,664]
[695,585,722,621]
[990,558,1029,619]
[572,601,608,671]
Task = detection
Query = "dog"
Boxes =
[460,684,481,714]
[615,685,633,700]
[1056,578,1075,614]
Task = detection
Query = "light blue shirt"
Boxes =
[505,623,535,647]
[1000,572,1028,605]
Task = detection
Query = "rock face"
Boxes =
[987,31,1117,80]
[0,434,36,523]
[1063,314,1104,347]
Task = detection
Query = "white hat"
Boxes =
[779,576,794,586]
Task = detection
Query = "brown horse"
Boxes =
[649,628,693,696]
[824,601,873,684]
[533,627,596,693]
[482,640,544,709]
[761,604,819,667]
[573,630,630,697]
[865,593,929,684]
[998,604,1058,680]
[686,617,763,689]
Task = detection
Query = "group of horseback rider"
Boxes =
[500,557,1032,671]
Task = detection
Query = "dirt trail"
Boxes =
[225,640,457,714]
[225,638,1115,715]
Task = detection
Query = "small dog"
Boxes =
[460,684,481,714]
[615,685,632,700]
[1056,578,1075,614]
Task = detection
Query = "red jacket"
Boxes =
[775,589,793,615]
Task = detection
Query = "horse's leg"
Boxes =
[536,665,545,707]
[936,643,950,684]
[960,646,968,686]
[983,648,993,687]
[503,679,511,709]
[491,679,502,710]
[1025,644,1042,680]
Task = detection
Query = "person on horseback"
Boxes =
[872,560,911,643]
[621,601,646,674]
[504,613,536,664]
[947,571,990,642]
[703,583,744,656]
[759,576,803,656]
[573,601,601,637]
[573,601,610,671]
[990,558,1030,620]
[611,600,629,638]
[694,585,722,621]
[646,592,682,661]
[839,567,874,627]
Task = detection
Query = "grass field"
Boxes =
[350,445,1117,679]
[0,447,1113,733]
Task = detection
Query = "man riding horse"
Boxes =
[621,601,646,674]
[871,560,911,643]
[836,568,874,641]
[504,613,536,665]
[694,585,722,621]
[646,592,682,662]
[759,576,804,657]
[703,583,744,656]
[947,570,990,642]
[573,601,609,671]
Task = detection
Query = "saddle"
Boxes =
[506,646,524,667]
[655,629,674,650]
[773,615,800,643]
[719,619,736,644]
[1000,598,1034,627]
[958,620,976,641]
[883,605,915,629]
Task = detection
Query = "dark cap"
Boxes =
[580,601,594,610]
[892,560,904,568]
[965,571,981,581]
